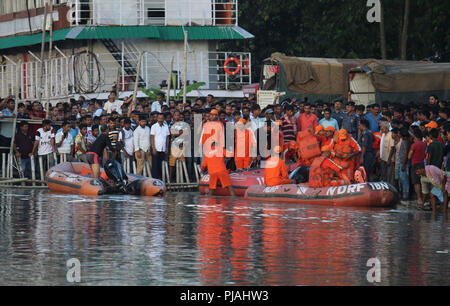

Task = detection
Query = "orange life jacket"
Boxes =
[297,131,321,161]
[372,132,382,150]
[309,157,332,188]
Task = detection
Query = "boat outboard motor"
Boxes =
[289,166,310,184]
[104,159,128,193]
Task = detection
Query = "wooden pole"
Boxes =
[38,2,49,103]
[46,0,54,118]
[166,56,174,105]
[131,51,143,111]
[183,31,188,105]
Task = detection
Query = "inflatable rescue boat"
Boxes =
[199,163,303,196]
[46,162,166,197]
[244,182,398,207]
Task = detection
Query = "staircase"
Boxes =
[101,39,146,88]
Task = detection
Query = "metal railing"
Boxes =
[69,0,238,26]
[0,49,251,99]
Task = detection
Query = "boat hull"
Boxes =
[46,162,166,197]
[244,182,398,207]
[199,163,298,196]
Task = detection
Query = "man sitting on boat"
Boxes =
[309,145,350,188]
[330,129,361,181]
[264,146,293,187]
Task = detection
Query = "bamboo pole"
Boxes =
[131,51,144,110]
[46,0,54,118]
[166,56,174,104]
[38,2,49,103]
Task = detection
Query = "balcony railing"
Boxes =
[0,49,251,100]
[69,0,238,26]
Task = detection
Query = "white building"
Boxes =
[0,0,254,101]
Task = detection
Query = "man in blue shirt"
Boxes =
[364,104,382,133]
[358,118,375,181]
[331,98,345,128]
[319,108,339,131]
[342,101,359,139]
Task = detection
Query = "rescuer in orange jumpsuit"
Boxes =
[201,109,225,150]
[308,145,350,188]
[330,129,361,181]
[284,140,298,162]
[264,146,293,187]
[322,126,337,147]
[201,145,236,196]
[315,125,327,147]
[234,118,257,170]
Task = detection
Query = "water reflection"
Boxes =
[0,189,448,285]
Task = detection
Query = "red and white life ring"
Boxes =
[224,57,241,76]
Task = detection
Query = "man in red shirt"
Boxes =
[408,128,427,207]
[28,101,47,136]
[297,103,318,133]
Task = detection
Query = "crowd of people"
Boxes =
[1,91,450,212]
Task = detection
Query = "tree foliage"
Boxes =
[221,0,450,77]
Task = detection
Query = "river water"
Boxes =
[0,189,448,286]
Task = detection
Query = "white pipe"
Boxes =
[182,160,190,184]
[31,156,36,186]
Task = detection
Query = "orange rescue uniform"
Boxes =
[235,128,256,170]
[201,150,232,189]
[264,156,291,187]
[330,136,361,181]
[309,156,349,188]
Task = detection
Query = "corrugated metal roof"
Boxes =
[0,28,72,50]
[0,26,253,51]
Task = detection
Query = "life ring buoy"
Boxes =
[224,57,241,76]
[243,57,250,75]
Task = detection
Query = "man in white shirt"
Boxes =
[32,120,56,178]
[379,120,395,185]
[151,113,170,179]
[55,121,74,162]
[133,116,152,176]
[151,93,167,113]
[119,118,134,172]
[103,92,124,115]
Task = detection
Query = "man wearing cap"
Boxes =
[315,125,327,147]
[342,101,359,139]
[234,118,257,170]
[284,141,298,162]
[264,146,293,187]
[425,121,438,133]
[331,129,361,181]
[323,126,337,147]
[309,145,350,188]
[201,109,225,150]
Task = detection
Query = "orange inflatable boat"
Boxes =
[199,163,299,196]
[46,162,166,197]
[244,182,398,207]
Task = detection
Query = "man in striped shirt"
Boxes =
[281,105,297,149]
[108,117,120,159]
